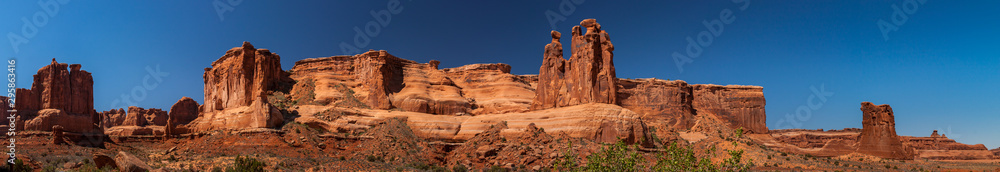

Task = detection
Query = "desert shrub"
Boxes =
[720,149,752,171]
[225,156,266,172]
[484,166,508,172]
[366,155,384,163]
[452,164,469,172]
[584,140,643,171]
[41,165,57,172]
[551,142,580,171]
[11,159,32,172]
[653,142,716,171]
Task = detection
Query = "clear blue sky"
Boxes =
[2,1,997,148]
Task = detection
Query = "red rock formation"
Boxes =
[532,19,616,110]
[98,108,127,129]
[353,50,405,110]
[190,42,285,132]
[25,109,94,132]
[566,19,616,106]
[202,42,284,112]
[617,79,695,130]
[14,88,38,113]
[13,59,96,133]
[0,96,8,126]
[391,60,469,115]
[444,63,534,115]
[856,102,913,159]
[68,64,94,115]
[99,106,166,127]
[532,31,567,110]
[692,84,767,133]
[992,148,1000,157]
[167,97,199,126]
[52,125,65,145]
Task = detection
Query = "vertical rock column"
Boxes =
[532,31,566,110]
[532,19,618,110]
[856,102,913,159]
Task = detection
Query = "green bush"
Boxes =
[11,159,32,172]
[225,156,266,172]
[584,140,643,172]
[451,164,469,172]
[653,142,716,171]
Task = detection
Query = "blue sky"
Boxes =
[2,1,997,148]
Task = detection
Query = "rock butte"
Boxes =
[7,19,995,162]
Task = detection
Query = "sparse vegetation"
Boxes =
[11,159,32,172]
[333,83,369,109]
[225,156,266,172]
[584,140,644,171]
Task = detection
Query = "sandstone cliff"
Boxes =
[187,42,286,132]
[14,59,97,133]
[692,84,768,133]
[289,50,533,116]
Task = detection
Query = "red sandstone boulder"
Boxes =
[856,102,914,160]
[168,97,199,126]
[691,84,767,133]
[115,151,152,172]
[52,125,65,145]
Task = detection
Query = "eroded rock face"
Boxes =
[98,106,166,127]
[353,50,406,110]
[14,59,96,133]
[692,84,767,133]
[445,64,534,115]
[532,31,567,110]
[392,61,469,115]
[25,109,94,132]
[617,79,694,130]
[566,19,616,106]
[169,97,200,124]
[532,19,616,110]
[190,42,286,132]
[856,102,913,160]
[290,51,532,116]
